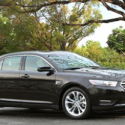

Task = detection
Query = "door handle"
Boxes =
[21,74,30,79]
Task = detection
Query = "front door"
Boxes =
[20,55,56,107]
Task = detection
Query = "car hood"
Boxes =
[75,67,125,78]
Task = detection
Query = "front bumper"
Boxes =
[93,104,125,112]
[88,84,125,111]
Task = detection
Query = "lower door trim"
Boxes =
[0,98,53,104]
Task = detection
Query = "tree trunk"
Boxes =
[60,43,66,50]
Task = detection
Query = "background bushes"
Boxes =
[74,40,125,69]
[99,62,125,69]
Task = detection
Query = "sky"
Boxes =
[78,5,125,47]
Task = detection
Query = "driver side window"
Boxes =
[25,56,50,72]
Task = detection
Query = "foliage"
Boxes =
[37,4,102,50]
[0,13,13,54]
[0,1,125,69]
[74,40,125,69]
[100,62,125,69]
[0,3,102,52]
[74,40,104,62]
[0,0,124,25]
[107,26,125,54]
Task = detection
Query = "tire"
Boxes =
[62,87,91,119]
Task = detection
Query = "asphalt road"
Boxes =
[0,108,125,125]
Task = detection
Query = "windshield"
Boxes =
[47,52,100,70]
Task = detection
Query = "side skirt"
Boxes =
[0,98,59,110]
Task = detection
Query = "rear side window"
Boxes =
[2,56,22,71]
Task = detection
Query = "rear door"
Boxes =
[0,56,22,106]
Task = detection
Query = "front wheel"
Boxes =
[62,87,91,119]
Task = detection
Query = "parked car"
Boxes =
[0,51,125,119]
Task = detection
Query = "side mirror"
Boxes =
[37,67,55,75]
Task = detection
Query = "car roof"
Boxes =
[0,51,74,58]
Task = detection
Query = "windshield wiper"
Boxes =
[88,66,101,69]
[64,67,83,70]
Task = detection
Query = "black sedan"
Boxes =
[0,51,125,119]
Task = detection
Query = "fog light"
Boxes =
[99,100,115,106]
[100,100,112,103]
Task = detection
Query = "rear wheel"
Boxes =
[62,87,91,119]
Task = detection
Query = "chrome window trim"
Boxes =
[1,54,57,72]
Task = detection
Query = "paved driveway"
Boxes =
[0,108,125,125]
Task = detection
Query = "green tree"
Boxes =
[74,42,125,69]
[0,12,45,54]
[33,4,102,50]
[0,13,14,54]
[0,0,124,25]
[76,40,103,61]
[0,3,102,52]
[107,26,125,54]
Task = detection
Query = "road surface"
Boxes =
[0,108,125,125]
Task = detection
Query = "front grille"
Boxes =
[121,81,125,89]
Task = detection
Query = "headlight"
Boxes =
[89,80,117,87]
